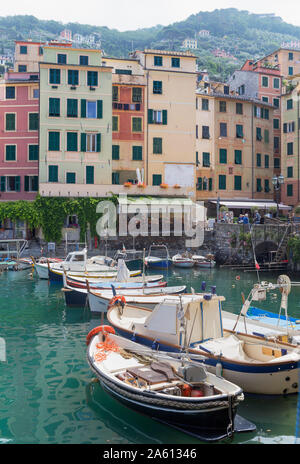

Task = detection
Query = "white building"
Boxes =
[199,30,210,37]
[182,38,198,50]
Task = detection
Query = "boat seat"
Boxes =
[96,352,143,373]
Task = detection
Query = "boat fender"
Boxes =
[86,325,115,345]
[108,295,126,308]
[216,361,223,377]
[191,389,204,397]
[236,276,240,281]
[204,294,212,301]
[181,384,192,397]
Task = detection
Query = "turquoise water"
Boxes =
[0,266,300,444]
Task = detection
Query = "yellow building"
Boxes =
[257,47,300,79]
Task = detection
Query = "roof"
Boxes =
[209,199,291,210]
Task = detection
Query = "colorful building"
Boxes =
[38,45,113,196]
[0,71,39,201]
[14,40,72,73]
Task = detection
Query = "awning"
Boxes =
[209,199,291,210]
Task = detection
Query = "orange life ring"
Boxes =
[86,325,115,345]
[108,295,126,308]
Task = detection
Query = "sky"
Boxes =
[1,0,300,31]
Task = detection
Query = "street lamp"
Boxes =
[272,174,285,218]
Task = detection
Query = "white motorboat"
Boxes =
[192,254,216,268]
[172,253,195,268]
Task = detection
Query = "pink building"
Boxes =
[0,71,39,201]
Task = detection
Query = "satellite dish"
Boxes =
[277,275,291,295]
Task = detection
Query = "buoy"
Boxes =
[216,361,223,377]
[236,275,240,281]
[191,389,204,397]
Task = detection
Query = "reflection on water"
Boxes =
[0,267,299,443]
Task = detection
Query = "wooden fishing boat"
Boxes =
[172,253,195,268]
[107,281,300,395]
[144,245,172,269]
[192,254,216,268]
[86,327,255,442]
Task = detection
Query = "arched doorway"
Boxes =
[255,241,279,263]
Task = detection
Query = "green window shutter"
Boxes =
[256,178,262,192]
[218,175,226,190]
[132,146,143,160]
[81,133,87,152]
[264,129,269,143]
[81,99,86,118]
[208,178,213,191]
[86,166,94,184]
[256,153,261,167]
[148,109,154,124]
[29,145,38,161]
[153,81,162,94]
[49,68,60,84]
[112,145,120,160]
[67,99,78,117]
[48,132,60,151]
[96,133,101,152]
[68,70,79,85]
[24,176,29,192]
[264,179,270,193]
[67,132,78,152]
[202,152,210,167]
[6,145,16,161]
[234,150,242,165]
[153,137,162,154]
[265,154,269,168]
[87,71,98,86]
[287,184,293,196]
[6,114,15,130]
[48,165,58,182]
[49,98,60,117]
[219,148,227,164]
[234,175,242,191]
[287,166,293,178]
[0,176,6,192]
[132,117,142,132]
[112,172,120,184]
[15,176,21,192]
[162,110,168,125]
[29,113,39,130]
[236,124,243,138]
[152,174,162,186]
[32,176,38,191]
[197,177,202,190]
[97,100,103,119]
[66,172,76,184]
[112,116,119,131]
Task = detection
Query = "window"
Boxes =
[219,148,227,164]
[283,122,295,133]
[112,145,120,160]
[66,172,76,184]
[6,87,15,99]
[82,133,101,152]
[148,109,167,125]
[67,99,78,118]
[256,127,262,141]
[153,81,162,94]
[132,146,143,160]
[235,150,242,165]
[80,55,89,66]
[86,166,94,184]
[287,184,293,197]
[264,129,269,144]
[29,145,38,161]
[171,57,180,68]
[220,123,227,137]
[18,65,27,72]
[132,117,142,132]
[196,125,198,139]
[287,99,293,110]
[219,101,226,112]
[152,174,162,186]
[112,116,119,132]
[236,103,243,114]
[256,178,262,192]
[29,113,39,130]
[153,137,162,154]
[48,165,58,182]
[5,145,16,161]
[112,172,120,185]
[287,166,293,178]
[265,154,269,168]
[234,176,242,191]
[236,124,243,139]
[20,45,27,54]
[87,71,98,86]
[132,87,142,103]
[68,70,79,86]
[196,151,199,166]
[289,52,294,61]
[264,179,270,193]
[238,84,245,95]
[223,85,229,95]
[116,69,132,75]
[273,98,280,108]
[262,96,269,103]
[256,153,261,167]
[48,132,60,151]
[273,78,280,89]
[67,132,78,152]
[57,54,67,64]
[202,126,210,139]
[273,118,279,129]
[202,98,209,110]
[24,175,38,192]
[196,177,202,191]
[49,68,61,84]
[262,76,268,87]
[33,89,39,98]
[288,67,294,76]
[202,152,210,167]
[86,100,97,118]
[154,56,163,66]
[287,142,294,155]
[112,86,119,102]
[49,98,60,117]
[5,113,15,131]
[4,176,21,192]
[218,175,226,190]
[274,136,279,151]
[274,158,280,169]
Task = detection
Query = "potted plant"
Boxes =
[123,182,132,188]
[173,184,181,189]
[160,183,169,189]
[137,182,146,188]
